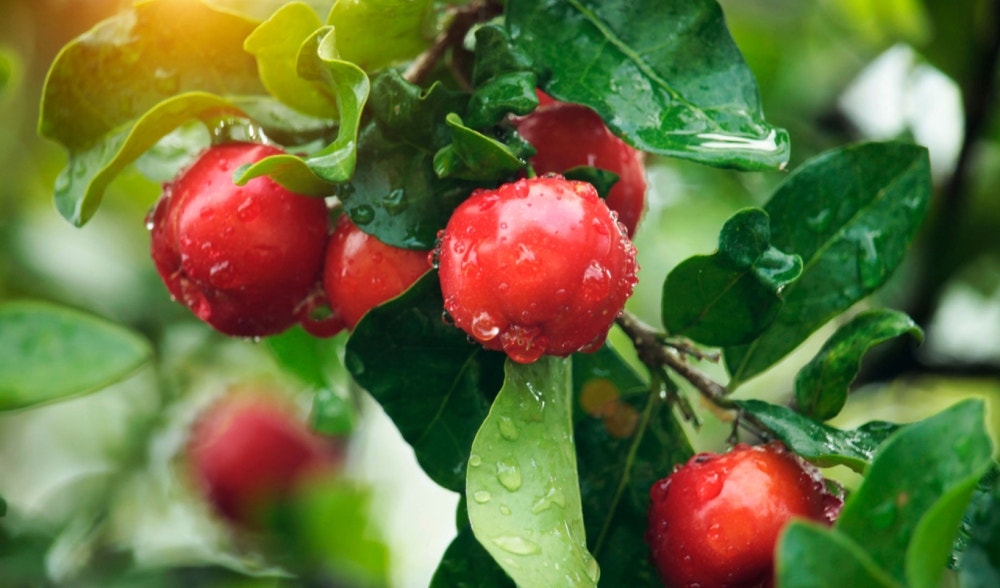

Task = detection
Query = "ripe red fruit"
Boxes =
[322,214,430,330]
[436,176,638,363]
[186,391,342,527]
[646,442,842,588]
[514,97,647,237]
[149,142,329,337]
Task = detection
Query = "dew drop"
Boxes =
[531,484,567,514]
[496,457,522,492]
[236,197,260,222]
[352,204,376,226]
[473,490,492,504]
[870,501,897,529]
[499,504,512,516]
[580,261,612,303]
[468,454,482,468]
[382,188,408,215]
[498,416,519,441]
[471,312,501,341]
[695,471,723,501]
[492,536,541,555]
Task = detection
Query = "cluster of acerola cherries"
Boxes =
[148,94,645,358]
[151,97,839,585]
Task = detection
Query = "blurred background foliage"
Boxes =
[0,0,998,587]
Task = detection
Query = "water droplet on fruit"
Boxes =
[352,204,376,225]
[581,261,612,302]
[473,490,492,504]
[496,457,522,491]
[501,325,546,364]
[441,309,455,326]
[237,198,260,222]
[497,416,519,440]
[492,536,541,556]
[382,189,408,215]
[695,471,723,501]
[208,261,237,288]
[471,312,501,341]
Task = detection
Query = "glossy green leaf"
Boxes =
[736,399,901,473]
[430,525,515,588]
[959,476,1000,588]
[237,27,369,194]
[369,70,469,151]
[39,0,265,225]
[345,273,505,491]
[467,357,599,587]
[0,301,151,411]
[795,309,924,421]
[573,345,693,586]
[663,208,802,346]
[326,0,433,72]
[434,114,526,181]
[506,0,790,170]
[244,2,333,118]
[562,167,619,199]
[725,142,931,386]
[340,122,483,249]
[777,521,902,588]
[836,399,994,587]
[466,25,539,128]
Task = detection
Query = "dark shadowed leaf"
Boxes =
[467,357,599,587]
[725,143,931,387]
[0,301,151,411]
[573,345,693,586]
[795,310,923,421]
[430,525,515,588]
[506,0,790,170]
[345,273,505,491]
[958,475,1000,588]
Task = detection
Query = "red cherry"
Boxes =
[186,391,342,527]
[322,214,431,330]
[149,142,329,337]
[646,442,842,588]
[515,97,647,237]
[436,176,638,363]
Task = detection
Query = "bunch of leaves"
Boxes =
[28,0,1000,586]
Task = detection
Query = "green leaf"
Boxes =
[237,27,369,193]
[959,476,1000,588]
[506,0,790,171]
[777,521,902,588]
[725,142,931,386]
[344,273,505,491]
[39,0,265,224]
[466,25,539,128]
[795,310,924,421]
[573,345,693,586]
[836,399,994,587]
[561,167,619,199]
[467,357,599,587]
[430,525,515,588]
[736,399,901,473]
[433,114,526,181]
[369,70,469,151]
[0,301,151,411]
[243,2,333,118]
[663,208,802,346]
[0,49,15,95]
[340,122,483,249]
[325,0,433,72]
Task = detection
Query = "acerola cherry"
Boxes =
[186,391,343,527]
[436,176,638,363]
[514,97,647,237]
[646,442,842,588]
[322,214,430,330]
[149,142,329,337]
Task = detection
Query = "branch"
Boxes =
[403,0,503,88]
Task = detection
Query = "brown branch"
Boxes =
[403,0,503,88]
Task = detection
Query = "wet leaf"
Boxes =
[573,345,693,586]
[725,142,931,387]
[433,114,526,181]
[466,25,539,128]
[243,2,333,118]
[368,70,469,151]
[663,208,802,346]
[237,27,369,193]
[467,357,599,587]
[0,301,151,411]
[39,0,265,225]
[345,273,504,491]
[958,475,1000,588]
[506,0,790,170]
[736,399,901,472]
[795,309,924,421]
[325,0,433,72]
[430,525,515,588]
[777,521,902,588]
[836,399,994,588]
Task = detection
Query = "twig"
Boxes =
[403,0,503,88]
